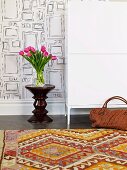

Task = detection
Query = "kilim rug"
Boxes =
[0,129,127,170]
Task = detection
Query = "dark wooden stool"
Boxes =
[25,84,55,123]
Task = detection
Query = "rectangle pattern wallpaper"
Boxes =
[0,0,65,101]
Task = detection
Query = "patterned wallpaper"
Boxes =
[0,0,65,101]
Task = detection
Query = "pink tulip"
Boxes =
[51,56,57,60]
[43,51,49,57]
[24,47,30,53]
[27,52,32,57]
[19,51,24,56]
[41,46,46,52]
[30,47,36,53]
[27,46,31,50]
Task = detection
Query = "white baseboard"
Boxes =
[0,101,66,115]
[1,101,126,116]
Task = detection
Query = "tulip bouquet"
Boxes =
[19,46,57,86]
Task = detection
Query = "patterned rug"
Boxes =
[0,129,127,170]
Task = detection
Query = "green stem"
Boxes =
[36,71,44,86]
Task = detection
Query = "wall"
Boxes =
[0,0,66,115]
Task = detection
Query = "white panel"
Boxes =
[3,41,9,51]
[0,0,2,21]
[5,28,18,37]
[38,11,43,20]
[3,0,18,19]
[48,4,54,12]
[32,0,37,7]
[22,12,33,20]
[68,54,127,106]
[23,0,31,10]
[4,55,18,74]
[0,24,2,33]
[49,16,62,37]
[49,71,62,90]
[12,40,20,47]
[57,2,64,10]
[6,83,18,91]
[51,46,62,55]
[23,67,33,75]
[33,23,44,31]
[68,1,127,53]
[10,40,21,53]
[24,32,37,48]
[39,0,45,5]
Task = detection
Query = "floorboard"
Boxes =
[0,115,92,129]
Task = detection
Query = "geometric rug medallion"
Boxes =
[0,129,127,169]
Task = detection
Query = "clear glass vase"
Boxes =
[36,71,45,86]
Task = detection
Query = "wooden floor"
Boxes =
[0,115,92,129]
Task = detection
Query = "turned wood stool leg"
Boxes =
[25,85,55,123]
[28,96,53,123]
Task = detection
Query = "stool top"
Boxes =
[25,84,55,90]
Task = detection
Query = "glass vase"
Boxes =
[36,71,45,87]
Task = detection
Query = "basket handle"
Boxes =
[102,96,127,108]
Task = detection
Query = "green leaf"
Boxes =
[24,56,36,69]
[23,52,51,73]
